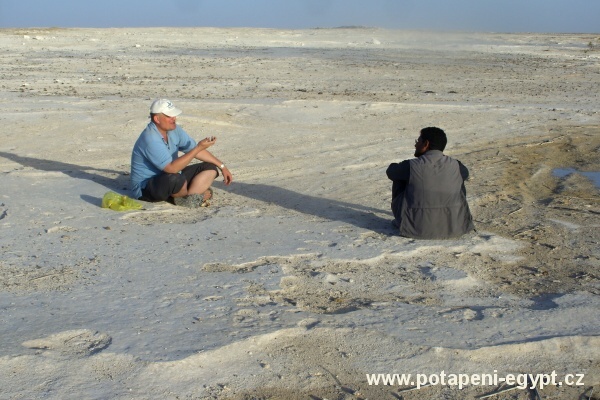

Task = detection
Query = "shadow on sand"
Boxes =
[220,181,395,235]
[1,151,395,233]
[0,151,130,193]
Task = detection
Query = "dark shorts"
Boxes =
[140,163,219,202]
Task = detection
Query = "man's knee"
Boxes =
[205,164,219,176]
[183,163,219,182]
[197,166,218,180]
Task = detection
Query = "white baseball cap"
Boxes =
[150,99,182,117]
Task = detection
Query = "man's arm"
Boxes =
[163,138,215,174]
[194,148,223,167]
[386,160,410,181]
[195,149,233,185]
[458,161,470,181]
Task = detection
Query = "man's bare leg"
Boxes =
[187,170,217,200]
[172,170,217,207]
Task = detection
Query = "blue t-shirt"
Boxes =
[130,122,196,199]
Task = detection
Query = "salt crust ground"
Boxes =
[0,27,599,399]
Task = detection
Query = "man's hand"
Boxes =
[198,136,216,149]
[221,166,233,185]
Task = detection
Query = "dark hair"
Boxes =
[420,127,447,151]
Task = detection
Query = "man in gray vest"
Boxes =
[386,127,474,239]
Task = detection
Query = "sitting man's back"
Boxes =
[386,127,475,239]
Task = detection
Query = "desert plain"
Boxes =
[0,27,599,399]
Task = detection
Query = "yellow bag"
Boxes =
[101,192,143,211]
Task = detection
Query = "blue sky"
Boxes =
[0,0,598,33]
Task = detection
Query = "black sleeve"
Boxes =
[458,161,470,181]
[386,159,410,181]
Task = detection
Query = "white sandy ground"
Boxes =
[0,28,599,399]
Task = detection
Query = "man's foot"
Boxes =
[174,188,213,208]
[174,193,210,208]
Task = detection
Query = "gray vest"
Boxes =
[397,150,474,239]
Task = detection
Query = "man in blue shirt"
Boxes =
[130,99,233,206]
